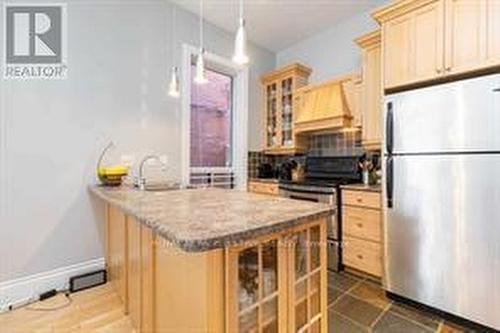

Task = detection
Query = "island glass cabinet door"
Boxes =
[226,234,286,333]
[226,219,328,333]
[287,222,328,333]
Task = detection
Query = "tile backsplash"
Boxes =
[249,130,369,178]
[308,131,363,157]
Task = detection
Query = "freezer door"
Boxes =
[384,154,500,330]
[384,73,500,154]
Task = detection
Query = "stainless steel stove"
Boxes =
[279,156,362,271]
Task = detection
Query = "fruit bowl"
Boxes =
[98,165,128,186]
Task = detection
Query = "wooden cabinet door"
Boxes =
[265,82,279,149]
[445,0,487,75]
[141,226,155,333]
[108,205,128,309]
[383,0,444,89]
[383,12,413,89]
[227,236,286,333]
[287,221,327,333]
[127,217,142,329]
[362,43,382,149]
[487,0,500,63]
[412,0,445,82]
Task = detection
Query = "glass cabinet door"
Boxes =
[266,83,278,147]
[290,224,326,333]
[280,77,294,146]
[232,238,281,333]
[227,220,326,333]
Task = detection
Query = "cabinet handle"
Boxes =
[356,223,363,228]
[356,196,363,203]
[445,66,452,72]
[357,254,364,260]
[436,68,442,74]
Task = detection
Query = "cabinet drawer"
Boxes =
[342,190,380,209]
[343,237,382,277]
[343,206,381,242]
[248,181,279,196]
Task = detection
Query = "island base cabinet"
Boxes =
[105,203,328,333]
[106,205,128,312]
[154,241,225,332]
[287,222,328,333]
[226,218,328,333]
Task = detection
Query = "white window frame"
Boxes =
[180,44,249,190]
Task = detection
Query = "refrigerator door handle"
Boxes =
[386,156,394,209]
[386,102,394,154]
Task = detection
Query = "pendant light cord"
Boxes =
[172,6,176,61]
[199,0,204,50]
[239,0,243,20]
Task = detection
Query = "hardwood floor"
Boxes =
[0,284,134,333]
[1,272,474,333]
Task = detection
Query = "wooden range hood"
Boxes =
[294,74,355,134]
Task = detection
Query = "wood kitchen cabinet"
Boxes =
[341,187,382,278]
[226,235,285,332]
[488,0,500,63]
[107,205,128,310]
[355,30,383,150]
[248,180,280,196]
[287,223,328,333]
[105,202,328,333]
[445,0,486,75]
[107,207,157,332]
[261,63,312,155]
[375,0,445,89]
[373,0,500,90]
[226,219,328,333]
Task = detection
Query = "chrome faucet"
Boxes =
[136,154,166,190]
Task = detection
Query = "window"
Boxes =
[190,66,233,168]
[181,45,248,190]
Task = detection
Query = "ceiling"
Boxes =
[169,0,385,52]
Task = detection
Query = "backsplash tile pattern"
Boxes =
[248,131,365,179]
[248,151,271,179]
[308,131,363,157]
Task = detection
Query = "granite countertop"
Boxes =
[89,186,333,252]
[340,183,382,193]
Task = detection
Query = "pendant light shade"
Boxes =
[233,0,249,65]
[168,66,180,97]
[194,48,208,84]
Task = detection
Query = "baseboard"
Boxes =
[0,257,105,313]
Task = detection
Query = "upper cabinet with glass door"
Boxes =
[373,0,500,91]
[261,63,312,155]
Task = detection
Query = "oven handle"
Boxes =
[281,189,336,206]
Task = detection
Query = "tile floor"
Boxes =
[327,271,475,333]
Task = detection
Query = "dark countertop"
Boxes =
[90,186,333,252]
[340,183,382,193]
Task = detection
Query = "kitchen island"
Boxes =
[90,186,333,333]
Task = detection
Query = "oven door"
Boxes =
[280,189,338,239]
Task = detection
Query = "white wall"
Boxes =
[0,0,275,282]
[277,5,385,83]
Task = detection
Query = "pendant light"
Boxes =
[232,0,249,65]
[194,0,208,84]
[168,6,180,97]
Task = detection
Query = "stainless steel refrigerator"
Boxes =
[383,73,500,330]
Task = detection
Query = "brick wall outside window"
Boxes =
[190,67,233,168]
